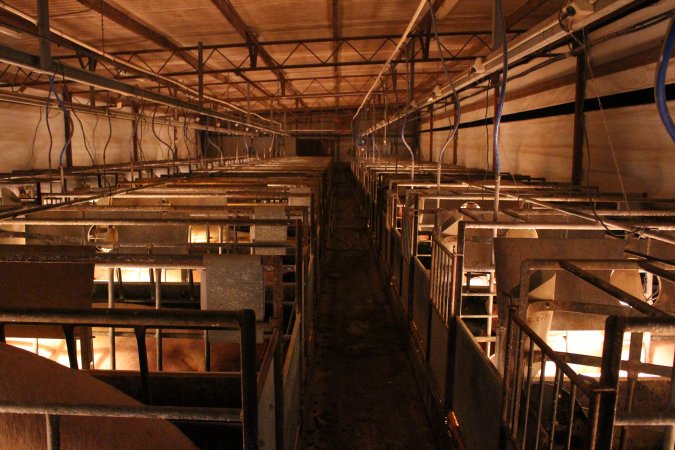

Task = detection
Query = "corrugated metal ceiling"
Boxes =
[0,0,563,112]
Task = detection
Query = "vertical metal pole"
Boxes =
[452,105,459,165]
[596,316,625,450]
[273,329,284,449]
[154,268,163,371]
[665,349,675,450]
[62,90,73,168]
[492,74,501,221]
[619,332,643,449]
[134,326,151,404]
[198,41,204,108]
[428,105,434,163]
[88,58,97,107]
[239,309,259,450]
[571,31,587,186]
[45,414,60,450]
[272,257,283,329]
[62,325,78,370]
[108,267,116,370]
[132,104,140,162]
[37,0,51,71]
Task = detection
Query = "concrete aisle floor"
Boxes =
[303,165,437,450]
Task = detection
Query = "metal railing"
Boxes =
[502,312,675,450]
[502,311,600,450]
[501,256,675,450]
[430,234,455,326]
[0,307,260,450]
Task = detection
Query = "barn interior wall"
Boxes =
[0,100,199,172]
[419,17,675,198]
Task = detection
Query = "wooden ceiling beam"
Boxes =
[210,0,308,108]
[73,0,277,104]
[506,0,551,30]
[331,0,340,107]
[433,0,462,20]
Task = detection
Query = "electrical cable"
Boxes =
[401,46,415,182]
[427,0,461,192]
[63,80,109,187]
[44,79,54,192]
[27,106,42,167]
[382,80,389,155]
[561,23,638,226]
[102,106,112,183]
[560,19,638,236]
[205,127,224,163]
[47,76,73,168]
[492,0,508,221]
[151,104,175,160]
[655,15,675,142]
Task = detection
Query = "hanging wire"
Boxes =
[492,0,508,221]
[47,76,73,169]
[561,15,637,234]
[401,44,416,182]
[151,104,176,160]
[427,0,461,192]
[381,80,389,155]
[27,106,42,167]
[59,73,110,187]
[102,106,112,183]
[655,14,675,142]
[44,78,54,193]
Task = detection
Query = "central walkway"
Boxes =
[303,164,437,449]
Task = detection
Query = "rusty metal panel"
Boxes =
[258,359,276,449]
[428,309,449,401]
[253,205,287,256]
[283,320,302,450]
[411,258,431,358]
[627,239,675,313]
[0,244,94,338]
[200,254,263,343]
[453,318,502,450]
[401,258,412,317]
[25,211,84,244]
[494,238,628,308]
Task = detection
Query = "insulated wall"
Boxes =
[420,11,675,198]
[0,98,199,172]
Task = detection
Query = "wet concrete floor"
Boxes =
[303,164,437,449]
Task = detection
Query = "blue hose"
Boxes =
[48,76,73,167]
[493,0,508,174]
[656,17,675,143]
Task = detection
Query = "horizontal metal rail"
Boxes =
[0,402,241,422]
[0,307,243,330]
[0,306,259,449]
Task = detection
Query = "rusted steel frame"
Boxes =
[514,259,671,319]
[2,218,298,226]
[0,179,171,221]
[0,402,242,422]
[0,307,259,447]
[559,261,672,319]
[478,186,675,245]
[0,307,244,329]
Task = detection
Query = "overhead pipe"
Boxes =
[0,2,280,131]
[427,0,461,193]
[0,91,250,136]
[360,0,654,136]
[459,180,675,246]
[0,43,285,136]
[655,14,675,142]
[351,0,429,121]
[492,0,508,222]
